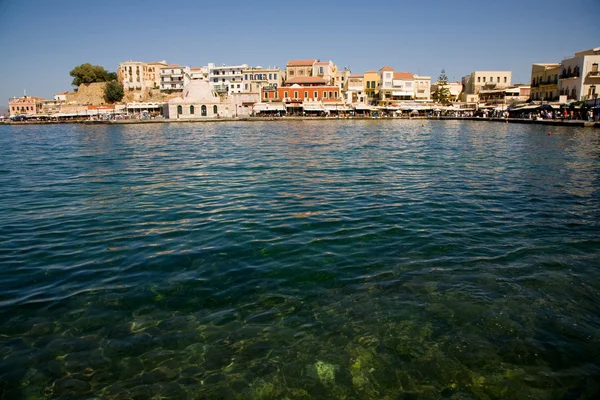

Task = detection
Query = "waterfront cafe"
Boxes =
[252,102,286,116]
[126,102,165,117]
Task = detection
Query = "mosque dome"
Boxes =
[170,80,220,103]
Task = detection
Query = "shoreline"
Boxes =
[1,116,598,128]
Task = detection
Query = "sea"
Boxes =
[1,120,599,399]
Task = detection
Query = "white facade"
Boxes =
[165,80,227,119]
[160,65,190,91]
[208,63,248,96]
[414,75,431,102]
[378,67,416,104]
[189,67,208,81]
[558,47,600,101]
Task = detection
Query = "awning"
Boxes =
[324,104,352,111]
[254,103,286,111]
[392,91,413,96]
[303,104,326,111]
[354,104,374,111]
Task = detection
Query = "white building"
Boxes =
[414,75,431,102]
[378,66,416,105]
[208,63,248,96]
[558,47,600,101]
[461,71,512,102]
[165,80,227,119]
[346,74,366,104]
[189,67,208,81]
[160,64,191,91]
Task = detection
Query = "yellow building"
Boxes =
[363,70,380,105]
[530,63,560,101]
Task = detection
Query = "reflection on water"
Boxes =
[0,121,599,399]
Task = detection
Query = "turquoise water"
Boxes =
[0,121,599,399]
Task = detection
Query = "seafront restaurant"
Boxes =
[126,102,165,118]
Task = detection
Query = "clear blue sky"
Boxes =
[1,0,599,101]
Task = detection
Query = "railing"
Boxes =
[559,72,580,79]
[588,71,600,77]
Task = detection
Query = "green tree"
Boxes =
[69,63,115,87]
[104,81,124,103]
[432,69,452,105]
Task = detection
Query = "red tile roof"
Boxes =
[287,59,317,66]
[314,62,330,66]
[285,76,328,85]
[350,74,363,78]
[393,72,414,80]
[379,66,394,72]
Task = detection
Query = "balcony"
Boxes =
[588,71,600,78]
[559,72,580,79]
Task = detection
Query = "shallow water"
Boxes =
[0,120,599,399]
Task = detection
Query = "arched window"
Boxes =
[177,105,182,114]
[213,105,218,115]
[201,105,207,116]
[190,105,194,114]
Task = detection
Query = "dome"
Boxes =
[172,80,220,103]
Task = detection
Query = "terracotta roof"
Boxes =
[365,70,377,73]
[379,66,394,72]
[314,62,330,66]
[190,68,203,70]
[287,59,317,66]
[393,72,414,80]
[350,74,363,78]
[285,76,328,85]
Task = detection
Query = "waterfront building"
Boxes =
[164,80,226,119]
[242,67,282,94]
[119,60,167,92]
[478,85,531,106]
[335,67,351,92]
[207,63,248,96]
[8,95,45,116]
[530,63,560,102]
[160,64,190,92]
[414,75,432,102]
[558,47,600,102]
[461,71,512,102]
[285,60,317,81]
[363,70,380,105]
[312,61,337,85]
[260,84,342,114]
[378,66,416,105]
[430,82,463,102]
[346,74,366,104]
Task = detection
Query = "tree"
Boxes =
[69,63,115,87]
[432,69,452,105]
[104,81,124,103]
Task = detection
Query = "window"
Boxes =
[294,91,298,99]
[329,91,333,98]
[489,77,493,82]
[289,70,294,76]
[245,84,248,90]
[264,91,268,99]
[213,105,218,114]
[323,92,327,98]
[284,91,288,98]
[314,91,318,98]
[190,105,194,114]
[497,77,500,83]
[245,74,248,80]
[304,91,308,98]
[592,63,598,73]
[269,74,272,79]
[299,70,304,76]
[504,77,507,83]
[334,92,338,98]
[177,105,182,115]
[201,105,207,116]
[274,74,277,79]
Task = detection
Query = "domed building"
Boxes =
[165,80,230,119]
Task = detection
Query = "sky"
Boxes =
[0,0,599,101]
